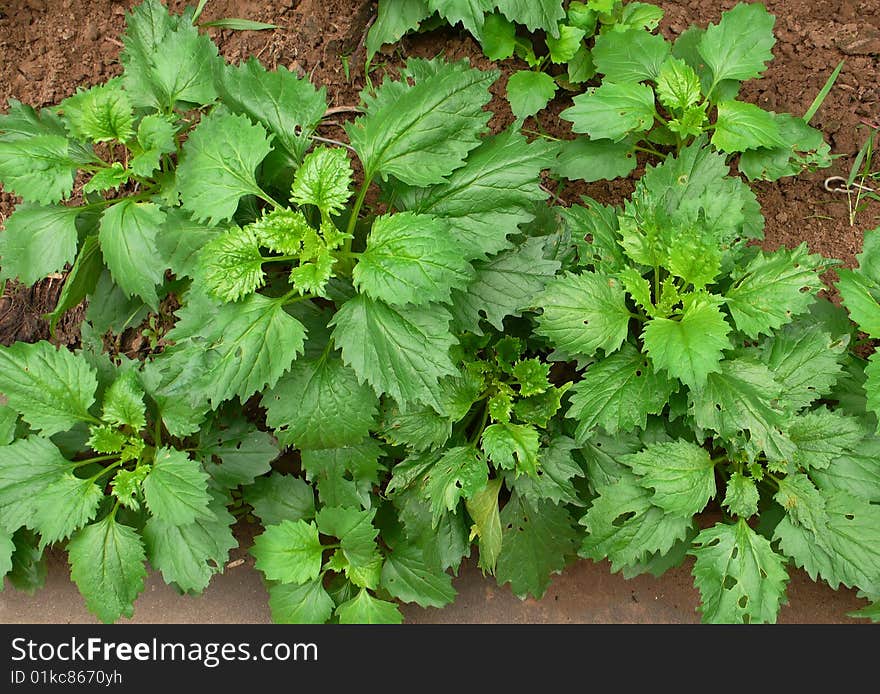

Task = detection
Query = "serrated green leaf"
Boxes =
[268,579,335,624]
[623,440,716,517]
[176,111,273,226]
[568,343,676,438]
[316,506,380,569]
[347,59,496,184]
[395,128,554,260]
[812,435,880,503]
[579,471,692,572]
[0,204,80,286]
[119,0,177,106]
[723,472,759,518]
[147,20,219,108]
[495,0,565,37]
[537,271,631,358]
[837,269,880,338]
[130,113,176,177]
[739,113,832,181]
[143,497,236,593]
[774,491,880,595]
[690,358,794,462]
[698,3,776,84]
[775,473,828,534]
[330,294,457,408]
[0,437,70,532]
[252,520,324,584]
[592,28,670,83]
[426,446,488,525]
[243,475,315,526]
[451,237,559,334]
[0,135,76,204]
[712,100,784,153]
[506,70,558,121]
[220,58,326,164]
[725,244,824,339]
[290,147,352,215]
[0,341,97,435]
[83,163,130,195]
[32,473,104,548]
[111,465,149,510]
[381,543,456,608]
[690,519,788,624]
[0,528,13,580]
[465,477,503,573]
[354,213,473,307]
[60,81,134,143]
[98,200,167,309]
[154,209,219,280]
[642,293,731,389]
[758,321,846,410]
[429,0,493,35]
[197,226,266,303]
[552,137,637,182]
[102,371,146,430]
[511,435,583,506]
[655,56,702,111]
[789,410,863,471]
[68,515,146,623]
[561,82,656,142]
[264,353,377,450]
[496,492,577,599]
[545,24,586,63]
[481,422,540,478]
[142,448,212,527]
[336,588,403,624]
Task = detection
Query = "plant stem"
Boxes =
[634,144,667,159]
[68,454,121,469]
[86,459,124,484]
[344,175,372,250]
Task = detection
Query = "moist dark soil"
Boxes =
[0,0,878,623]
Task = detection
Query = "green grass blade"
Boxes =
[804,59,844,124]
[200,18,278,31]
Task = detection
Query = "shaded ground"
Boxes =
[0,1,878,623]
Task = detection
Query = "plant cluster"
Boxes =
[0,0,877,624]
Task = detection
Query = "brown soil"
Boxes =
[0,1,878,623]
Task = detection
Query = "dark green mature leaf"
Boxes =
[568,343,676,438]
[561,82,656,142]
[623,440,716,517]
[98,200,167,309]
[0,341,97,436]
[301,441,384,510]
[0,528,13,580]
[143,496,236,593]
[495,0,564,37]
[789,410,863,471]
[552,138,637,183]
[837,269,880,338]
[176,111,273,226]
[130,114,176,177]
[739,113,832,181]
[592,28,670,83]
[451,237,559,334]
[691,519,788,624]
[774,473,828,534]
[379,401,452,451]
[68,515,147,623]
[429,0,494,35]
[511,435,583,506]
[354,213,473,306]
[196,416,277,488]
[579,471,692,572]
[381,544,456,608]
[725,244,824,338]
[0,135,76,204]
[711,101,784,152]
[775,491,880,595]
[0,205,80,286]
[366,0,432,58]
[698,3,776,84]
[142,448,212,527]
[425,446,487,525]
[243,475,315,526]
[347,59,496,184]
[316,506,380,570]
[252,520,324,584]
[536,272,631,358]
[330,294,457,408]
[164,291,306,406]
[220,58,326,165]
[506,70,557,120]
[394,128,554,259]
[0,437,70,532]
[268,579,335,624]
[758,321,845,410]
[812,436,880,503]
[690,358,794,462]
[642,293,731,389]
[496,492,577,599]
[120,0,178,105]
[336,588,403,624]
[155,209,220,280]
[264,354,377,450]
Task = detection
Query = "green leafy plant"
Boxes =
[554,2,836,183]
[536,141,880,623]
